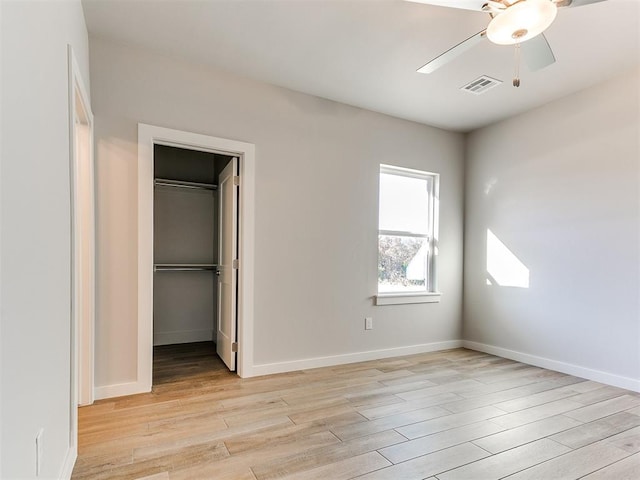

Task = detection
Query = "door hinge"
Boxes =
[232,342,238,353]
[233,176,240,186]
[232,259,239,269]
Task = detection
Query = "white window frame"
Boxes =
[376,164,441,306]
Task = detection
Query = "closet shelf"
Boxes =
[154,263,218,272]
[154,178,217,191]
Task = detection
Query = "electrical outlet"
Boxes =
[35,429,43,476]
[365,317,373,330]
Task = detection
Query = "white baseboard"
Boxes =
[153,329,213,346]
[59,446,77,480]
[463,340,640,393]
[94,380,149,400]
[91,339,640,399]
[251,340,463,377]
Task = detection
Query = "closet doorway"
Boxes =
[137,124,256,394]
[153,145,237,378]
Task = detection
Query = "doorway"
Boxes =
[152,145,237,379]
[68,45,95,455]
[137,124,256,395]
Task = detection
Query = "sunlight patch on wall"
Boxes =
[486,229,530,288]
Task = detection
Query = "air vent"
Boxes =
[461,75,502,94]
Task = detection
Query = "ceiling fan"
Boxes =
[409,0,606,84]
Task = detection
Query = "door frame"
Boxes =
[137,124,256,392]
[68,45,95,444]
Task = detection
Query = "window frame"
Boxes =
[376,164,441,306]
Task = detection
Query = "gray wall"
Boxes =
[90,38,465,389]
[153,146,218,346]
[464,67,640,386]
[1,0,90,476]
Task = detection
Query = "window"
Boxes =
[377,164,440,305]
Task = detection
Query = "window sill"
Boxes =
[375,292,442,306]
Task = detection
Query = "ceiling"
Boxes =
[82,0,640,132]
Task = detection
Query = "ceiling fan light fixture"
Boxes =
[486,0,558,45]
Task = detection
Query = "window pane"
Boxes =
[379,173,429,234]
[378,235,428,293]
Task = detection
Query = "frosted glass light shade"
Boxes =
[487,0,558,45]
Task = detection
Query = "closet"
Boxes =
[152,144,235,380]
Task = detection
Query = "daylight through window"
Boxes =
[378,164,438,295]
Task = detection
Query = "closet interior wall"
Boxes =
[153,145,230,347]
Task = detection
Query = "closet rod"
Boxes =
[154,178,217,191]
[154,263,218,272]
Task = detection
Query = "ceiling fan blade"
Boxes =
[405,0,487,12]
[521,34,556,71]
[486,1,507,10]
[418,30,487,74]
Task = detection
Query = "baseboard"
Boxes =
[59,446,77,480]
[92,339,640,399]
[153,329,213,346]
[94,380,150,400]
[251,340,463,377]
[463,340,640,393]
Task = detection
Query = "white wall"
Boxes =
[1,0,90,477]
[90,38,465,390]
[464,68,640,390]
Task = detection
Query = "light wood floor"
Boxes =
[73,345,640,480]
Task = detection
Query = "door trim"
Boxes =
[137,124,256,393]
[68,44,95,454]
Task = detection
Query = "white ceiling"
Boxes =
[82,0,640,132]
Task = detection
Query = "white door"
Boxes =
[217,157,238,370]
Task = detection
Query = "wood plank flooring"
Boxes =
[72,344,640,479]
